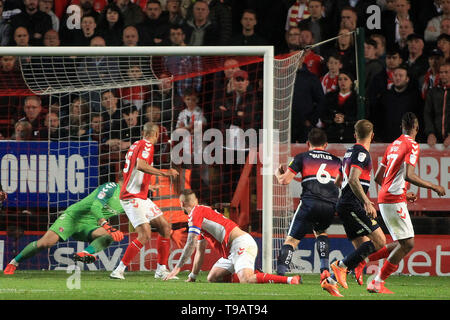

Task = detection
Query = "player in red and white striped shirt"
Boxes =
[368,113,446,293]
[321,54,343,94]
[164,190,301,285]
[110,123,179,280]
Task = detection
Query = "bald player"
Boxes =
[110,122,179,280]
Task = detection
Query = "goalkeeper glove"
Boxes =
[101,221,124,242]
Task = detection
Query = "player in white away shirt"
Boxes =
[110,123,179,280]
[368,112,446,294]
[164,189,301,285]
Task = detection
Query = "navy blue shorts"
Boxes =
[336,201,380,240]
[287,199,336,240]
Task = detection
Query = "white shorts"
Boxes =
[379,202,414,241]
[212,233,258,274]
[120,198,163,228]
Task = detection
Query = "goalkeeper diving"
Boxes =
[3,177,151,275]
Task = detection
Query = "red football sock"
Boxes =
[157,235,170,266]
[368,246,389,262]
[256,272,289,284]
[380,260,399,281]
[121,239,143,266]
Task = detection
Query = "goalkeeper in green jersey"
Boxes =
[3,180,129,275]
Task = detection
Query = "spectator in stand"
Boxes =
[119,65,149,113]
[415,0,442,36]
[437,33,450,60]
[396,19,414,58]
[285,0,310,31]
[136,0,170,46]
[298,0,332,55]
[321,54,343,94]
[206,0,232,46]
[424,61,450,147]
[383,0,416,51]
[212,57,242,108]
[59,0,99,46]
[121,104,142,149]
[39,0,59,32]
[376,65,423,142]
[69,14,98,46]
[339,6,358,32]
[164,0,184,26]
[41,109,69,141]
[85,112,107,144]
[114,0,145,27]
[370,33,387,63]
[320,70,358,143]
[143,104,170,167]
[43,29,59,46]
[11,120,33,141]
[150,71,181,130]
[164,25,202,97]
[324,28,356,75]
[230,9,267,46]
[99,89,124,151]
[281,26,302,54]
[405,33,429,90]
[13,26,30,46]
[425,0,450,43]
[176,87,207,134]
[0,0,12,46]
[422,48,444,100]
[122,25,139,46]
[18,95,47,140]
[0,56,20,138]
[365,38,385,91]
[10,0,52,46]
[300,29,324,78]
[441,17,450,35]
[368,47,404,120]
[96,2,125,46]
[184,0,218,46]
[67,96,89,140]
[290,54,324,143]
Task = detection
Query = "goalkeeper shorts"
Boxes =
[120,198,163,228]
[49,213,99,242]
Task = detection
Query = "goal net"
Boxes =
[0,46,301,273]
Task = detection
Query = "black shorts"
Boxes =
[336,201,380,240]
[287,198,336,240]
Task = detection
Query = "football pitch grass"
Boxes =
[1,270,449,300]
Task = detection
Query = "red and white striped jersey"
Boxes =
[188,205,238,258]
[378,134,420,204]
[120,139,155,200]
[320,72,338,94]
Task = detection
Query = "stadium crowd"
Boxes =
[0,0,449,196]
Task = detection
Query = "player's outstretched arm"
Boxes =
[164,232,197,280]
[405,164,446,196]
[187,239,207,282]
[137,158,179,177]
[275,165,296,185]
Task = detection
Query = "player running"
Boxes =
[110,122,179,280]
[322,120,386,297]
[163,189,301,285]
[274,128,342,284]
[3,179,126,275]
[366,112,446,294]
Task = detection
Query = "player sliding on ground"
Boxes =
[110,122,179,280]
[365,112,446,293]
[3,179,127,275]
[163,189,301,285]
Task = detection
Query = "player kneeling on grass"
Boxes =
[3,180,127,275]
[163,189,301,285]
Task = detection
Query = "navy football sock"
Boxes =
[276,244,294,275]
[342,240,376,270]
[316,235,330,272]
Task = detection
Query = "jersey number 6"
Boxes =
[316,163,332,184]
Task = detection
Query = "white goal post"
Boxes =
[0,46,302,274]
